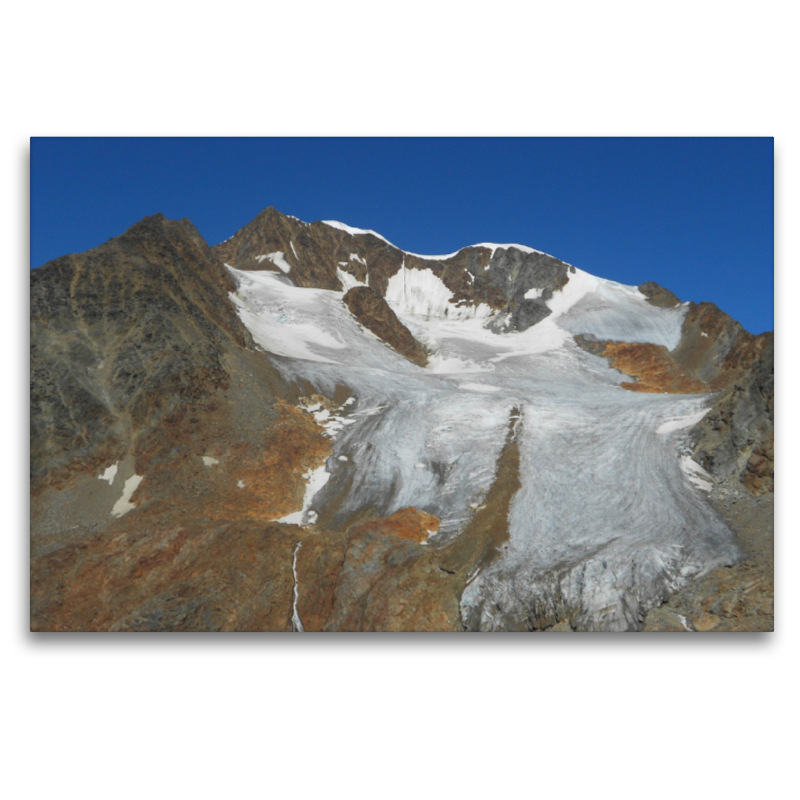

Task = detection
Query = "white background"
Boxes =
[4,2,796,798]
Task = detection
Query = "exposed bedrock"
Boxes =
[638,281,682,308]
[691,334,774,496]
[30,214,262,489]
[573,335,708,394]
[212,205,573,330]
[342,286,429,366]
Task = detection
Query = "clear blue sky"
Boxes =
[30,137,774,334]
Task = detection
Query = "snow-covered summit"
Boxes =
[321,219,551,262]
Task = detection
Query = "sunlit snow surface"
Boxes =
[229,265,740,631]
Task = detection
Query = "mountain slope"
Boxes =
[30,208,773,631]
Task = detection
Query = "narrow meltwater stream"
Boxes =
[291,541,305,632]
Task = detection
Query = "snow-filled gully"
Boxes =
[229,261,741,631]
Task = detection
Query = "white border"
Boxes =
[5,3,795,798]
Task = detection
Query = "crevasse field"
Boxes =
[228,244,740,631]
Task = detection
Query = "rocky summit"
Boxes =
[30,208,774,632]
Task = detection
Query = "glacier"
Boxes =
[227,257,741,631]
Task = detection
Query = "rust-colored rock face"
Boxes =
[671,301,766,391]
[351,507,440,543]
[599,341,708,394]
[342,286,428,366]
[31,517,301,632]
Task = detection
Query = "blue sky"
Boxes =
[30,137,774,334]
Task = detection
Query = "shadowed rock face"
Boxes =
[692,333,773,496]
[31,214,257,488]
[638,281,682,308]
[343,286,428,366]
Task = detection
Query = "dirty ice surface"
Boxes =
[229,259,739,631]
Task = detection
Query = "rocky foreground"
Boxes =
[30,208,773,631]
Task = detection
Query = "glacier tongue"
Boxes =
[228,265,739,631]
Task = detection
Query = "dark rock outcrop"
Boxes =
[691,332,773,495]
[342,286,428,366]
[30,214,258,488]
[638,281,682,308]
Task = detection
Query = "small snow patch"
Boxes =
[524,287,544,300]
[278,464,330,525]
[202,456,219,467]
[336,267,367,293]
[473,242,544,256]
[657,408,710,435]
[680,456,714,492]
[264,252,292,273]
[98,463,118,485]
[111,475,143,518]
[338,455,348,462]
[291,542,305,632]
[237,480,246,489]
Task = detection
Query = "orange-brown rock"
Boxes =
[342,286,429,366]
[439,411,521,579]
[204,402,332,523]
[598,341,708,394]
[351,507,440,543]
[30,515,301,631]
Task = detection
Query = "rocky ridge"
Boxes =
[342,286,429,367]
[213,206,574,332]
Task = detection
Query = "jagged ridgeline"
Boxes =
[30,208,773,632]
